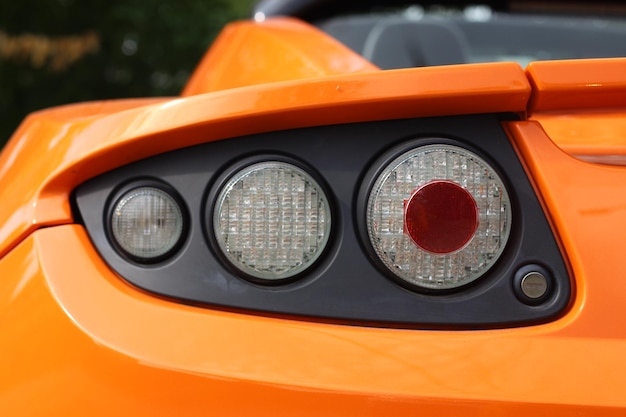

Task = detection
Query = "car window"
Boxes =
[317,5,626,68]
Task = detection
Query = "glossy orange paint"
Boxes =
[182,18,380,94]
[2,15,626,416]
[527,59,626,113]
[526,60,626,164]
[0,225,625,415]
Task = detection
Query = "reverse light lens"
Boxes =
[366,144,511,290]
[111,186,185,262]
[214,161,331,281]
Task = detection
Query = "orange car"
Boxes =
[2,0,626,415]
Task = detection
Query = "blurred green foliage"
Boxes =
[0,0,255,147]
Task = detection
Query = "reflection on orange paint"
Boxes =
[524,60,626,165]
[527,59,626,113]
[182,18,379,95]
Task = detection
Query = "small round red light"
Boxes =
[404,180,479,254]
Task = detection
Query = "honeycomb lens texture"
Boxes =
[111,187,184,260]
[214,161,331,280]
[366,144,512,290]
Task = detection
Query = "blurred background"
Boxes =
[0,0,255,147]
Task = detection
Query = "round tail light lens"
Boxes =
[110,185,186,262]
[366,143,512,290]
[213,161,331,282]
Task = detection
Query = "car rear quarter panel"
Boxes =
[2,17,626,415]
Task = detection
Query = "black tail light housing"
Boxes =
[75,114,571,328]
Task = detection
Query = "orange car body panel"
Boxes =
[2,17,626,415]
[182,18,380,95]
[526,59,626,164]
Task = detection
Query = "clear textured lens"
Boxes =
[366,144,511,290]
[111,186,184,261]
[214,161,331,281]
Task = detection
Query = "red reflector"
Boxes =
[404,180,479,254]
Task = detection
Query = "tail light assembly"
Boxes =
[364,143,512,291]
[75,115,571,328]
[212,160,332,282]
